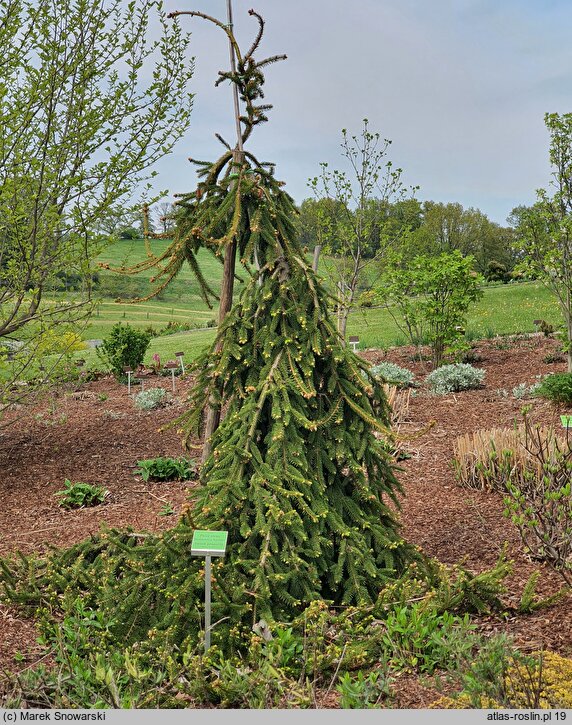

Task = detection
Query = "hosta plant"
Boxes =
[55,480,109,509]
[135,456,197,482]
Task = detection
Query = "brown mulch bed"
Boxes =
[1,333,571,708]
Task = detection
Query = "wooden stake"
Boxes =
[202,0,244,464]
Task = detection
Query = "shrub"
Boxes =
[485,260,511,283]
[425,363,485,395]
[96,323,151,380]
[430,635,540,709]
[55,480,108,509]
[379,603,477,675]
[432,647,572,710]
[377,250,483,367]
[37,330,87,355]
[357,289,377,308]
[134,387,170,411]
[370,362,415,388]
[135,456,197,482]
[119,227,140,240]
[535,373,572,404]
[503,412,572,585]
[336,670,392,708]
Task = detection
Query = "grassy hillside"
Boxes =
[88,239,245,339]
[348,282,561,349]
[84,239,563,365]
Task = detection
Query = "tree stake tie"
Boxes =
[191,530,228,651]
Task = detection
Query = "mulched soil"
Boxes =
[1,333,571,708]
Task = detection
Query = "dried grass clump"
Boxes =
[382,383,411,427]
[452,425,564,492]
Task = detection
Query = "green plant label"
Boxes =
[191,530,228,556]
[561,415,572,428]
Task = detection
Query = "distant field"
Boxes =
[348,281,561,349]
[79,240,564,364]
[88,239,243,339]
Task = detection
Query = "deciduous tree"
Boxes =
[0,0,194,412]
[511,113,572,371]
[377,250,483,367]
[309,121,414,338]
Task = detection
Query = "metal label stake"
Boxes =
[191,530,228,651]
[175,351,185,375]
[123,366,133,395]
[164,361,178,392]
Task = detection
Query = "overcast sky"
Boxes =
[152,0,572,226]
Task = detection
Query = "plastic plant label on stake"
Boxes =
[191,530,228,651]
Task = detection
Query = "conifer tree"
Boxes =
[168,8,413,618]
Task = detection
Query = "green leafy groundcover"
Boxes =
[0,533,515,708]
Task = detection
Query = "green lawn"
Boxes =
[347,281,561,349]
[72,281,562,373]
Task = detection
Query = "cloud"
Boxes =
[155,0,572,224]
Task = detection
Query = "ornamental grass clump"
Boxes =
[453,427,536,492]
[452,423,567,493]
[425,363,485,395]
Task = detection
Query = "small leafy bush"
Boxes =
[535,372,572,404]
[96,323,151,380]
[370,362,415,388]
[134,387,170,410]
[379,603,477,674]
[135,456,197,482]
[425,363,485,394]
[336,670,392,708]
[55,480,108,509]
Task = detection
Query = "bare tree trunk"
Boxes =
[202,0,244,464]
[201,234,238,462]
[336,280,344,335]
[339,307,349,339]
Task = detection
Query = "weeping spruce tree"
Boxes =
[167,8,413,619]
[1,8,413,645]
